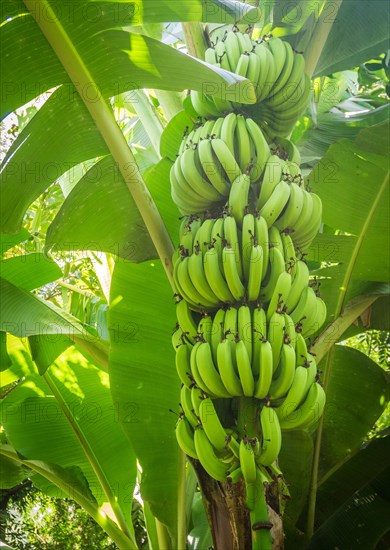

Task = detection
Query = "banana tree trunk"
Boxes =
[191,460,284,549]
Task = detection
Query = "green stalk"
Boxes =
[57,280,95,297]
[143,501,159,550]
[0,446,137,550]
[43,372,136,545]
[182,22,208,59]
[177,452,187,550]
[23,0,175,289]
[122,90,164,158]
[305,0,344,77]
[306,171,389,538]
[155,519,172,549]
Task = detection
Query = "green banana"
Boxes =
[238,305,253,363]
[254,214,269,280]
[266,271,292,322]
[191,386,204,416]
[197,314,213,344]
[247,243,264,302]
[267,309,285,370]
[217,338,243,396]
[187,250,220,306]
[180,385,199,428]
[194,427,229,481]
[199,397,229,452]
[211,307,226,363]
[177,256,216,308]
[274,366,308,421]
[222,245,246,301]
[223,305,238,341]
[228,173,251,226]
[220,112,237,157]
[258,154,286,206]
[284,259,309,312]
[254,338,274,399]
[197,138,230,195]
[196,341,231,398]
[235,337,255,397]
[175,343,193,388]
[242,213,256,281]
[176,298,198,342]
[224,31,240,69]
[269,342,296,400]
[240,439,257,483]
[258,405,282,466]
[224,215,244,279]
[211,138,242,184]
[190,341,215,395]
[176,417,198,459]
[260,246,286,303]
[204,245,235,303]
[280,382,326,430]
[259,179,291,228]
[245,117,271,183]
[236,114,252,173]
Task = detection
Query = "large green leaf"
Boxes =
[1,0,257,118]
[1,253,62,290]
[109,259,180,541]
[316,436,390,524]
[46,156,156,262]
[159,110,196,161]
[319,345,389,476]
[188,491,213,550]
[46,156,177,262]
[1,92,108,232]
[295,105,390,163]
[314,1,390,76]
[1,2,255,234]
[0,453,28,489]
[0,345,137,544]
[306,122,389,341]
[0,229,31,254]
[273,0,390,78]
[0,278,109,371]
[279,431,314,523]
[309,482,390,549]
[309,125,389,284]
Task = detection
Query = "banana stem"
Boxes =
[23,0,175,290]
[182,22,208,59]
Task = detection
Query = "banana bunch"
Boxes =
[173,214,327,336]
[174,299,325,407]
[191,32,310,137]
[172,122,322,248]
[169,29,327,544]
[171,114,271,214]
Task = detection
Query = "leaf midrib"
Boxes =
[43,370,136,545]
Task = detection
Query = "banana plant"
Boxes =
[0,1,389,548]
